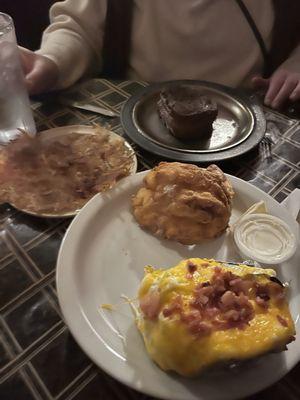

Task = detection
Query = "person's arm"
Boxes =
[252,44,300,109]
[22,0,107,94]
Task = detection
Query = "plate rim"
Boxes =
[56,171,299,400]
[121,80,266,162]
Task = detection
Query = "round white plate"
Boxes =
[56,172,300,400]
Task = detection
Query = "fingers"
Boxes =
[25,76,37,94]
[26,57,58,95]
[262,68,300,109]
[271,78,298,109]
[25,65,56,96]
[252,70,300,109]
[18,47,59,95]
[251,76,269,89]
[290,82,300,102]
[18,46,35,75]
[264,72,287,107]
[25,60,52,95]
[24,62,43,95]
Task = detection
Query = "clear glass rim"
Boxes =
[0,12,14,33]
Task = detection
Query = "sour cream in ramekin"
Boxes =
[234,213,297,265]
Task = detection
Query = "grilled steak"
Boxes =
[157,85,218,140]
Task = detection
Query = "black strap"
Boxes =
[102,0,134,79]
[234,0,270,77]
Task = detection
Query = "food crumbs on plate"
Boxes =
[121,294,139,317]
[101,303,115,311]
[100,296,139,316]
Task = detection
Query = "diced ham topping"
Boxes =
[229,278,253,294]
[186,261,197,278]
[187,320,212,336]
[255,296,269,309]
[277,315,288,327]
[143,266,287,339]
[140,288,161,320]
[254,280,285,308]
[205,306,219,318]
[162,295,182,317]
[223,309,240,322]
[162,307,173,318]
[220,290,237,307]
[183,268,256,335]
[181,309,202,324]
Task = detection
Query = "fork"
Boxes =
[260,135,273,159]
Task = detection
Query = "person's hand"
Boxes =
[252,69,300,110]
[19,47,59,95]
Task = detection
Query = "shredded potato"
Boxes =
[0,126,135,214]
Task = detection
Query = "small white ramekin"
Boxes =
[233,213,298,265]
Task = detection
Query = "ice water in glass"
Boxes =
[0,13,36,144]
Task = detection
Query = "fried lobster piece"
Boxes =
[132,162,234,244]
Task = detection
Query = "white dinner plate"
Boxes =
[56,172,300,400]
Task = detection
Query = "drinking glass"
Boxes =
[0,12,36,144]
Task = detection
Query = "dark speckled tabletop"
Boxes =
[0,79,299,400]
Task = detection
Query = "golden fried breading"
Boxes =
[132,162,234,244]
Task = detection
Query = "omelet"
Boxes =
[137,258,295,377]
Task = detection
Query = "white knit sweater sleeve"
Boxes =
[36,0,107,89]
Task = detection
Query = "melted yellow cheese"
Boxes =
[137,259,295,376]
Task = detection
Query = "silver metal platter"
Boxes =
[121,80,266,163]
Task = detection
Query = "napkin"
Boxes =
[281,189,300,223]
